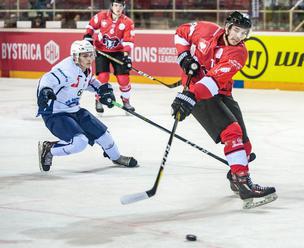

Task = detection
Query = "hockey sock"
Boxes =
[51,134,88,156]
[244,140,252,159]
[220,122,248,174]
[95,131,120,161]
[116,74,131,93]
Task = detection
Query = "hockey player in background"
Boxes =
[84,0,135,114]
[171,11,277,209]
[36,40,138,172]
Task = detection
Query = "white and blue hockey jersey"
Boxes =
[37,56,101,115]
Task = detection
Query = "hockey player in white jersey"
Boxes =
[37,40,138,172]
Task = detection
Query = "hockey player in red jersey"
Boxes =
[84,0,135,113]
[171,11,277,209]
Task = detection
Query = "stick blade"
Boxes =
[120,192,149,205]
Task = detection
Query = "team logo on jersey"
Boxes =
[102,34,120,49]
[198,39,210,54]
[241,37,268,79]
[118,23,125,30]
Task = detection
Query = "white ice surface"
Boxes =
[0,78,304,248]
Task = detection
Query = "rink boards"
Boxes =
[0,29,303,90]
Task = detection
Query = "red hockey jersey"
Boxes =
[175,21,248,98]
[85,10,135,53]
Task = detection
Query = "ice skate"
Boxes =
[232,171,277,209]
[226,153,257,195]
[113,155,138,167]
[226,170,239,195]
[38,141,57,172]
[121,96,135,113]
[95,99,104,114]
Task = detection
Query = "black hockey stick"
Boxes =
[112,101,227,164]
[113,101,256,166]
[96,50,181,88]
[120,71,195,205]
[55,97,256,166]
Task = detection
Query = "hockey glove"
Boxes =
[177,51,200,76]
[37,87,57,108]
[83,34,93,45]
[171,91,196,121]
[122,55,132,72]
[97,83,116,108]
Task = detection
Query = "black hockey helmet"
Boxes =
[226,11,252,29]
[111,0,126,7]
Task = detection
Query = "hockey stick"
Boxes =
[96,50,181,88]
[121,72,195,205]
[112,101,228,165]
[113,101,256,166]
[55,98,256,166]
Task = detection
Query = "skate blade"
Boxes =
[243,193,278,209]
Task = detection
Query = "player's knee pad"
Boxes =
[221,122,248,170]
[220,122,243,146]
[97,72,110,83]
[116,75,131,90]
[221,122,244,155]
[67,134,88,154]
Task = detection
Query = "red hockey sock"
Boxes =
[244,140,252,159]
[220,122,248,174]
[116,74,131,92]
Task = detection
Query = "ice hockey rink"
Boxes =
[0,77,304,248]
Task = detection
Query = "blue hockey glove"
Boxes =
[37,87,57,108]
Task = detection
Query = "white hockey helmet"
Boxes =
[70,40,95,60]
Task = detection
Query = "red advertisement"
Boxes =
[0,30,181,78]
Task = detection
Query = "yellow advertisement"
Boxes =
[235,34,304,90]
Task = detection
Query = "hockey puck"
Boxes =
[186,234,197,241]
